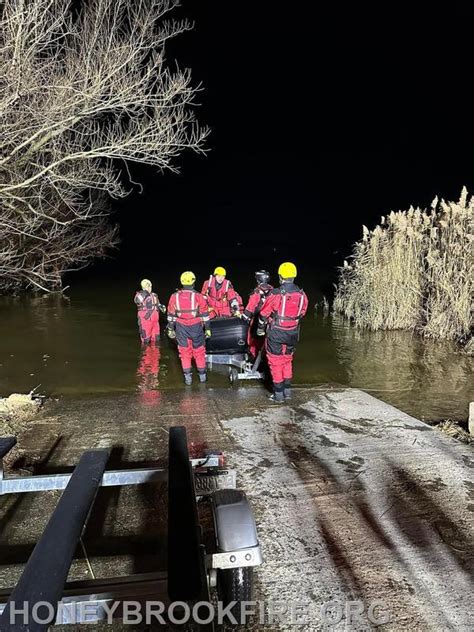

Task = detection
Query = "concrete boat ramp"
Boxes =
[1,386,472,630]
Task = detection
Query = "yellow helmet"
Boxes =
[214,266,226,276]
[278,262,297,279]
[180,271,196,286]
[141,278,152,290]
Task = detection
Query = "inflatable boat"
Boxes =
[205,317,264,382]
[206,317,249,354]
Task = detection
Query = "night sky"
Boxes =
[97,2,473,283]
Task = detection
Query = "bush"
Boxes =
[333,188,473,345]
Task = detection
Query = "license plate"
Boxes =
[194,469,236,495]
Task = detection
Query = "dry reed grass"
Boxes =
[334,188,473,346]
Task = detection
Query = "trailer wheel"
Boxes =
[218,567,253,620]
[209,585,223,631]
[228,367,239,383]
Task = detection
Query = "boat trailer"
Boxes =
[206,349,264,383]
[0,430,262,630]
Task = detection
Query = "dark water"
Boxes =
[0,275,472,421]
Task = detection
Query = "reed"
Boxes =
[333,189,473,346]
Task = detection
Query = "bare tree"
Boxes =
[0,0,208,292]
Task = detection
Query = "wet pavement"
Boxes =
[0,386,472,630]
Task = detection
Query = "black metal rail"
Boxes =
[0,437,16,459]
[167,425,204,601]
[0,449,109,631]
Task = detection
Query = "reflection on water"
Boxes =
[0,284,472,422]
[331,316,473,421]
[136,345,161,405]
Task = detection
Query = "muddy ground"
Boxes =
[0,386,472,630]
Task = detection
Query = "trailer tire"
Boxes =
[218,567,253,621]
[229,367,239,384]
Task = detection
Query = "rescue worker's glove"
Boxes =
[233,310,242,318]
[166,326,176,339]
[257,326,266,337]
[205,328,212,338]
[159,304,167,313]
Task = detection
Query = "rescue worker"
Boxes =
[201,267,242,318]
[258,262,308,403]
[134,279,166,344]
[242,270,273,358]
[167,271,211,385]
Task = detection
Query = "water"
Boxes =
[0,276,472,421]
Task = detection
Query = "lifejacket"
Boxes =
[174,290,199,319]
[272,288,305,327]
[255,283,273,312]
[136,291,158,311]
[205,275,231,302]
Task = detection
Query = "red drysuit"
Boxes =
[201,276,242,318]
[134,290,162,344]
[258,283,308,391]
[167,289,210,374]
[243,283,273,357]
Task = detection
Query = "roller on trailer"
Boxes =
[205,317,264,383]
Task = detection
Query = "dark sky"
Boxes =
[112,2,474,276]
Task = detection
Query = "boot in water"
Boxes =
[268,382,285,403]
[268,391,285,403]
[184,372,193,386]
[198,371,207,383]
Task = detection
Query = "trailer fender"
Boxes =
[211,489,258,552]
